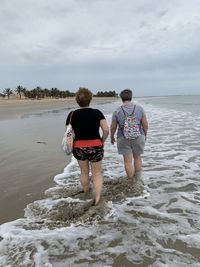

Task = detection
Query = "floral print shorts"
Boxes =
[73,146,104,162]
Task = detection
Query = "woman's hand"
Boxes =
[110,120,117,145]
[100,119,109,143]
[111,136,115,145]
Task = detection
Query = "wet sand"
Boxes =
[0,154,71,224]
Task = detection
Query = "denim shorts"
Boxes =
[73,146,104,162]
[117,135,145,155]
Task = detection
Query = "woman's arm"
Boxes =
[110,119,117,144]
[141,114,148,139]
[100,119,109,144]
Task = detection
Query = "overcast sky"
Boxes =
[1,0,200,96]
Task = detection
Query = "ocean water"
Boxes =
[0,96,200,267]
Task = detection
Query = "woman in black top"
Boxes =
[66,88,109,205]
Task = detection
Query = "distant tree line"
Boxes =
[94,90,118,97]
[1,86,118,99]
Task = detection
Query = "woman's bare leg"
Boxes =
[90,160,103,205]
[77,160,90,192]
[133,154,142,173]
[123,153,135,178]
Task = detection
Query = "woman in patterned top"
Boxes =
[110,89,148,179]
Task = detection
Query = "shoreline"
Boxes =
[0,97,118,120]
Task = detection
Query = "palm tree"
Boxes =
[3,88,13,99]
[50,87,60,98]
[44,88,50,98]
[15,85,23,99]
[32,86,43,99]
[21,87,27,98]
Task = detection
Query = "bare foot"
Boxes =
[90,197,105,206]
[95,196,101,205]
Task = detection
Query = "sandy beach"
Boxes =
[0,97,117,120]
[0,97,117,224]
[0,98,77,120]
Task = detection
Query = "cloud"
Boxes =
[0,0,200,95]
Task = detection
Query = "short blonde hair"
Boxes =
[75,87,93,107]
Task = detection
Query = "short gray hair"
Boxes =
[119,89,132,101]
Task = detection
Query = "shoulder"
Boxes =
[66,110,74,125]
[113,106,122,114]
[92,108,103,114]
[112,106,123,121]
[67,110,73,118]
[92,108,101,113]
[73,108,81,113]
[134,102,143,110]
[68,109,81,120]
[68,109,78,118]
[94,109,105,118]
[134,103,145,116]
